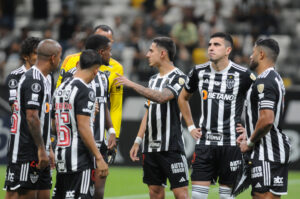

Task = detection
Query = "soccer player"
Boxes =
[52,49,109,199]
[115,37,189,199]
[178,32,255,199]
[6,37,41,110]
[238,38,290,199]
[56,25,124,145]
[4,39,62,199]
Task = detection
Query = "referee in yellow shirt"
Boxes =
[56,25,123,158]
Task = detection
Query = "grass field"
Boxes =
[0,166,299,198]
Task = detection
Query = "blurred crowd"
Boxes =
[0,0,299,85]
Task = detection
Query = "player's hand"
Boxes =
[107,134,116,150]
[96,158,109,178]
[49,147,55,169]
[130,143,140,162]
[114,73,134,88]
[37,147,49,170]
[236,123,247,145]
[239,139,252,153]
[190,128,202,140]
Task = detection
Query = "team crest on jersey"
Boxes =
[30,173,39,184]
[90,185,95,196]
[31,83,41,93]
[257,84,264,93]
[104,70,110,77]
[8,79,18,88]
[226,78,235,89]
[178,77,185,85]
[89,91,96,101]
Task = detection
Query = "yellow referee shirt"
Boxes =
[56,53,123,138]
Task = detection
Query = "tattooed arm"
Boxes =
[114,73,174,103]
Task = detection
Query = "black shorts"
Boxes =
[250,159,288,196]
[4,161,51,191]
[191,145,242,185]
[143,151,189,189]
[52,168,95,199]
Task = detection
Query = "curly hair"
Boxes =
[20,37,41,59]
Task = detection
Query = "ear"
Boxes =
[160,50,166,59]
[259,50,265,61]
[23,55,28,62]
[226,46,232,56]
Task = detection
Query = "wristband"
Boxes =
[188,125,196,132]
[247,139,254,147]
[108,128,116,134]
[134,137,142,145]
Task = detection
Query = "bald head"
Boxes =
[37,39,62,60]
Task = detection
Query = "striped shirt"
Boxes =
[53,78,96,173]
[245,67,290,163]
[7,66,52,163]
[143,68,187,153]
[185,61,254,146]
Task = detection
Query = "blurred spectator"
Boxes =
[0,0,15,29]
[2,41,21,84]
[32,0,48,20]
[152,14,171,36]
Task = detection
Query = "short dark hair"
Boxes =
[20,37,41,58]
[210,32,233,48]
[153,37,176,62]
[80,49,102,70]
[93,24,114,35]
[255,38,280,62]
[85,35,110,51]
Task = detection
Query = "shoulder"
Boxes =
[109,58,123,70]
[230,62,248,73]
[10,66,26,75]
[61,52,81,69]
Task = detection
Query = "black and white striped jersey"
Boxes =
[91,71,109,145]
[53,77,96,173]
[143,68,187,153]
[7,66,52,163]
[6,65,27,105]
[61,67,77,83]
[245,67,290,164]
[185,61,254,147]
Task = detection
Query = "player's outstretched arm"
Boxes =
[114,73,174,103]
[130,110,147,162]
[26,109,49,169]
[77,114,108,178]
[178,88,202,140]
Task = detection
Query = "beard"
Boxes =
[249,60,259,71]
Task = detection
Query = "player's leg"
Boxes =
[148,185,165,199]
[5,191,18,199]
[191,146,215,199]
[250,159,288,199]
[18,189,37,199]
[158,151,189,199]
[218,146,242,199]
[143,153,167,199]
[94,175,107,199]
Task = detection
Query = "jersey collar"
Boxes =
[209,60,232,74]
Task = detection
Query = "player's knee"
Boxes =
[94,189,105,199]
[149,187,164,199]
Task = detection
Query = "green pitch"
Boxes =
[0,166,299,198]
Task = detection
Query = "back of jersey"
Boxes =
[53,78,96,173]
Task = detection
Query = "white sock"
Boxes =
[192,185,209,199]
[219,186,234,199]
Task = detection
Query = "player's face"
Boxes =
[146,42,161,67]
[208,37,231,62]
[99,42,112,66]
[249,46,259,71]
[95,29,114,43]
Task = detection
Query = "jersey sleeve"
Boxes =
[240,69,256,94]
[166,74,187,98]
[108,61,124,138]
[56,54,80,88]
[75,88,96,116]
[184,67,199,93]
[257,78,278,111]
[23,78,44,110]
[6,73,19,105]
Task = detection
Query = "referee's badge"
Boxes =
[178,77,185,85]
[226,78,235,89]
[257,84,264,93]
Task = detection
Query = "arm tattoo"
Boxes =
[133,84,174,103]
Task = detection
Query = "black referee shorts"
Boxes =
[143,151,189,190]
[191,145,242,185]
